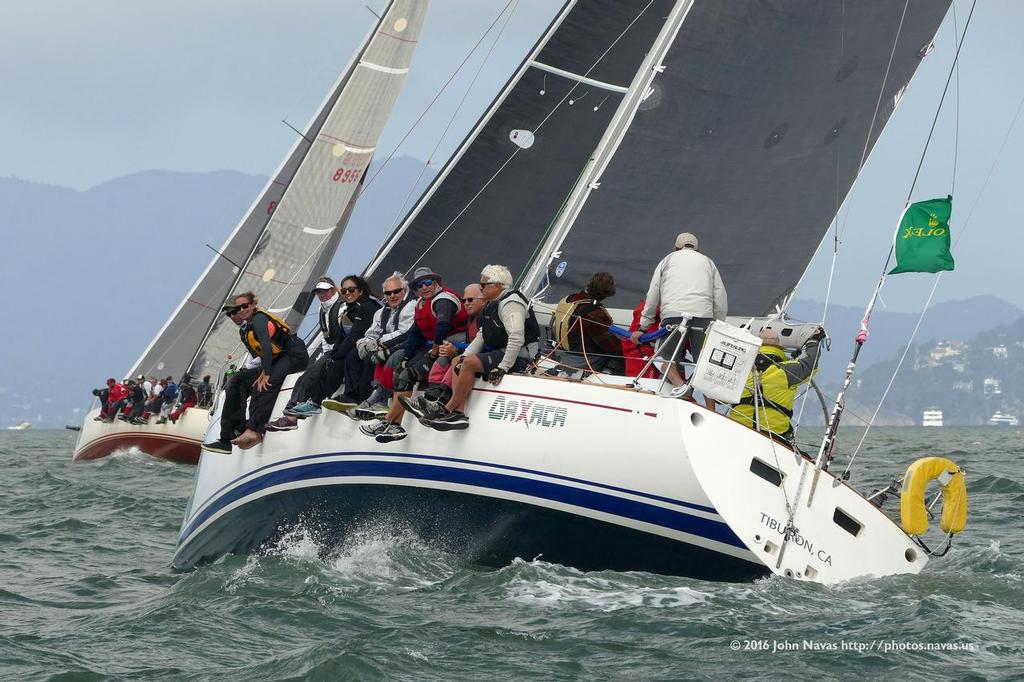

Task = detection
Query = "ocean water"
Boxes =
[1,428,1021,680]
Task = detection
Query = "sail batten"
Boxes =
[367,0,675,288]
[129,0,428,380]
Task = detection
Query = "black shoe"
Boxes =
[203,440,232,454]
[425,410,469,432]
[397,395,424,419]
[418,396,446,419]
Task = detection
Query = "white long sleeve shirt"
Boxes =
[639,248,727,327]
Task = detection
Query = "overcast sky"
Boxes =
[2,0,1022,315]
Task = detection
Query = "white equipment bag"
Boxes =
[689,320,762,403]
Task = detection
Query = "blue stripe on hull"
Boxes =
[173,482,767,582]
[181,460,743,549]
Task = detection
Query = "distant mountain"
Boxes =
[788,296,1024,384]
[0,157,435,428]
[849,316,1024,425]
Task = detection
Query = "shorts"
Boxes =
[657,316,712,364]
[474,349,530,375]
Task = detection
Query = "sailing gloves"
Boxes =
[488,368,506,385]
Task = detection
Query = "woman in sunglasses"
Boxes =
[203,291,308,453]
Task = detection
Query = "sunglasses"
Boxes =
[384,288,404,296]
[415,279,434,288]
[223,302,251,316]
[462,297,477,303]
[339,286,359,294]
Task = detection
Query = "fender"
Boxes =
[900,457,967,535]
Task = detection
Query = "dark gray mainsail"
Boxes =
[541,0,952,315]
[366,0,676,286]
[367,0,951,318]
[128,0,428,381]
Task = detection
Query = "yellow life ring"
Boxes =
[900,457,967,535]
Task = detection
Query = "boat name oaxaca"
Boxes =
[487,396,567,429]
[760,512,833,566]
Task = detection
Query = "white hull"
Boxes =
[174,372,923,582]
[74,406,210,464]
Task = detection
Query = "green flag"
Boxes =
[889,195,954,274]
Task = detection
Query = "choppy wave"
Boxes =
[1,430,1022,679]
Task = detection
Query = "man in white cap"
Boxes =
[730,327,824,446]
[631,232,727,406]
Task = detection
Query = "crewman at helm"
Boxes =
[730,327,825,446]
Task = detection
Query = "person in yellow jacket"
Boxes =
[730,327,824,445]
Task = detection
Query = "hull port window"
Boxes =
[833,507,863,537]
[750,458,784,486]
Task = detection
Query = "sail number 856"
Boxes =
[332,167,362,183]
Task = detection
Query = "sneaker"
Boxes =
[156,417,167,425]
[352,401,389,420]
[424,410,469,432]
[130,418,147,425]
[418,396,446,419]
[359,419,407,443]
[285,400,321,418]
[322,397,358,413]
[398,395,424,419]
[266,416,299,432]
[169,415,178,424]
[93,416,104,421]
[669,384,693,399]
[203,440,232,454]
[359,420,408,443]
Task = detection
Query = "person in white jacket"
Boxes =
[631,232,727,402]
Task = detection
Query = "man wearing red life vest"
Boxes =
[360,266,468,443]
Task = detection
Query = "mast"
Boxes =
[518,0,694,297]
[157,0,427,379]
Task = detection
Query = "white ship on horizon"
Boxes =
[6,421,32,431]
[987,412,1020,426]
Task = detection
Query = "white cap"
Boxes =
[313,278,336,291]
[675,232,698,250]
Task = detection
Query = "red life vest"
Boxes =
[413,287,468,342]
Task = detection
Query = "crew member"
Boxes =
[203,291,309,453]
[730,327,824,445]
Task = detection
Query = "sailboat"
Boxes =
[73,0,429,464]
[174,0,966,583]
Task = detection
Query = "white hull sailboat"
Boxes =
[175,369,926,583]
[73,0,429,464]
[175,0,969,583]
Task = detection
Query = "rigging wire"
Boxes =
[845,22,1024,476]
[403,1,659,273]
[360,0,516,194]
[383,0,521,243]
[846,90,1024,472]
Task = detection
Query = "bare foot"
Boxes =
[231,429,260,449]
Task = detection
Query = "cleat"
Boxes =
[203,440,232,454]
[266,416,299,432]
